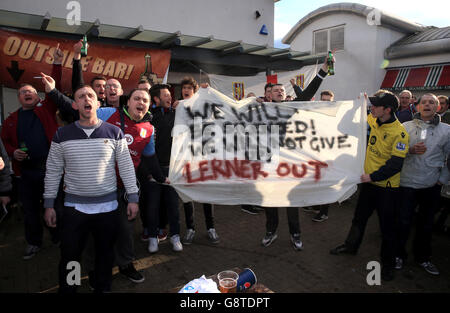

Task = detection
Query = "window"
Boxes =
[313,25,345,54]
[314,30,328,54]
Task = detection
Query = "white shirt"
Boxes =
[65,200,118,214]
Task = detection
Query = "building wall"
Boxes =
[288,13,405,101]
[0,0,276,122]
[0,0,274,46]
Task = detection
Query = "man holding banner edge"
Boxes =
[330,90,409,282]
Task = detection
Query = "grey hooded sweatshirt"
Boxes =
[400,114,450,189]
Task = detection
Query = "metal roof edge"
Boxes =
[282,2,427,44]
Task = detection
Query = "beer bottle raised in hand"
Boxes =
[327,51,335,75]
[81,35,88,57]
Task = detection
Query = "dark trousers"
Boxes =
[184,202,215,230]
[435,195,449,231]
[344,183,396,268]
[306,204,329,215]
[114,188,136,268]
[159,200,168,230]
[137,175,148,229]
[396,185,441,263]
[138,173,167,231]
[19,169,59,246]
[144,168,180,238]
[318,204,329,215]
[264,207,300,235]
[82,191,134,273]
[58,206,119,293]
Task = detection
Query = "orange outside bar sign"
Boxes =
[0,29,171,94]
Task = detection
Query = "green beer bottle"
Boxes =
[327,50,335,75]
[19,142,30,160]
[19,142,28,152]
[81,35,88,57]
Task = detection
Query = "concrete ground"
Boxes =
[1,191,449,294]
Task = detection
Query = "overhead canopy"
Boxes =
[0,8,320,76]
[380,64,450,91]
[385,26,450,60]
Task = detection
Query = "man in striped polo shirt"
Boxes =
[43,84,139,293]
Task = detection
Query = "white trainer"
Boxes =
[207,228,220,244]
[183,229,195,245]
[170,234,183,252]
[148,237,159,253]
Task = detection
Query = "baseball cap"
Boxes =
[369,92,399,112]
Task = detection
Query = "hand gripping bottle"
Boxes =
[327,50,335,75]
[81,35,88,57]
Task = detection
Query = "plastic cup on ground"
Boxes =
[217,270,238,293]
[237,268,257,292]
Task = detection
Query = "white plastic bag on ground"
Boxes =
[178,275,220,293]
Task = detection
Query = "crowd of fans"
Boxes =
[0,41,448,292]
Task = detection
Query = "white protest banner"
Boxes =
[169,87,367,207]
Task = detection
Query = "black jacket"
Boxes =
[150,105,176,167]
[72,58,110,108]
[292,68,327,101]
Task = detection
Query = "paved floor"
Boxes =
[1,191,449,293]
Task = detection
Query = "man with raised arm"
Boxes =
[43,82,139,293]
